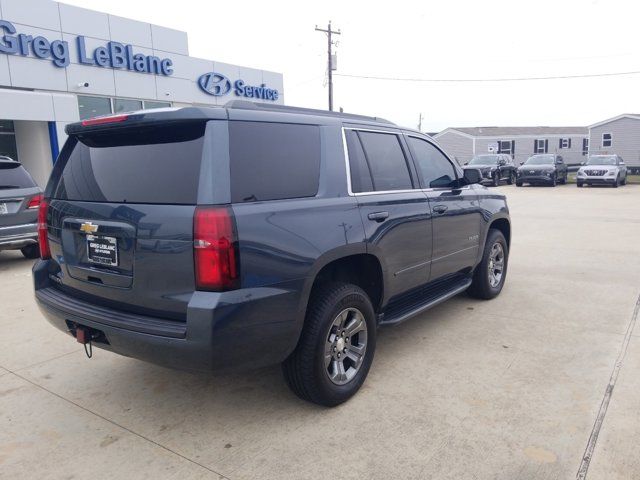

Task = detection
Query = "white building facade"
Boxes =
[0,0,285,186]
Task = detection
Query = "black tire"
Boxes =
[282,282,376,406]
[559,174,567,185]
[577,182,583,188]
[613,175,619,188]
[492,172,500,187]
[550,174,557,187]
[20,244,40,259]
[468,229,509,300]
[621,176,627,185]
[507,171,515,185]
[515,181,523,187]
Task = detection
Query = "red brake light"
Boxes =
[38,199,50,259]
[27,194,43,209]
[194,206,239,291]
[81,114,129,127]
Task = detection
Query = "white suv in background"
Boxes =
[577,155,627,188]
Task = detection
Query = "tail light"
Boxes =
[38,199,50,259]
[193,206,239,291]
[27,194,43,209]
[81,114,129,127]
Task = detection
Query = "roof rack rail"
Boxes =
[223,100,396,125]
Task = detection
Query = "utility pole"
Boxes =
[418,113,423,132]
[315,21,341,111]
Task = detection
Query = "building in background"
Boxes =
[588,114,640,173]
[0,0,284,186]
[434,127,588,167]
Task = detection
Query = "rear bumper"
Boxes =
[33,260,304,372]
[0,223,38,249]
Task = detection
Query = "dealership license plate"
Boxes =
[0,203,7,215]
[86,234,118,266]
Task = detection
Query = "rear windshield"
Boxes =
[0,163,37,189]
[53,123,205,204]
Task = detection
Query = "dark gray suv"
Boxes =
[0,156,42,259]
[33,102,511,406]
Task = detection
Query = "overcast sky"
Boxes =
[63,0,640,132]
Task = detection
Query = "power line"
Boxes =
[334,69,640,83]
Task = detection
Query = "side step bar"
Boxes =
[379,277,472,326]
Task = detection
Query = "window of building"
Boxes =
[113,98,143,114]
[534,139,548,153]
[407,137,457,188]
[498,140,515,157]
[602,133,612,148]
[143,100,172,110]
[357,131,413,191]
[78,96,112,120]
[582,138,589,156]
[0,120,18,161]
[559,138,571,149]
[229,121,321,202]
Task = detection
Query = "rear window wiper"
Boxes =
[0,185,21,189]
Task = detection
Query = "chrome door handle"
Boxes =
[432,205,448,214]
[368,211,389,222]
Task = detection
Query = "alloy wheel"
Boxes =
[487,242,505,288]
[324,308,368,385]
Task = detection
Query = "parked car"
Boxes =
[33,102,511,406]
[463,154,516,186]
[0,156,42,258]
[516,154,568,186]
[576,155,627,188]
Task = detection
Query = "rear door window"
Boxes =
[53,123,205,204]
[357,131,413,191]
[345,130,373,193]
[0,163,37,189]
[229,121,321,202]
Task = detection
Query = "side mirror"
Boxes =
[498,159,506,166]
[462,168,482,185]
[580,162,585,166]
[519,161,524,166]
[620,161,625,165]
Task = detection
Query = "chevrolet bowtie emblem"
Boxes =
[80,222,98,234]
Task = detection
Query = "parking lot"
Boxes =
[1,184,639,480]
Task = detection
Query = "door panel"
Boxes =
[357,192,432,299]
[424,187,480,280]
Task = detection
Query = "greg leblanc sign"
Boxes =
[0,19,279,101]
[0,19,173,75]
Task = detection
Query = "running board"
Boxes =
[379,277,472,326]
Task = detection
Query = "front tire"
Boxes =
[550,174,557,187]
[507,171,515,185]
[468,229,509,300]
[282,282,376,406]
[20,244,40,259]
[577,182,584,188]
[516,181,523,187]
[613,175,619,188]
[559,174,567,185]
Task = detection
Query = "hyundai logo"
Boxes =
[198,72,232,96]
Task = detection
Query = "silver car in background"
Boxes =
[0,156,42,258]
[576,155,627,188]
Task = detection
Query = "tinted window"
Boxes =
[229,122,320,202]
[113,98,142,113]
[53,123,205,204]
[0,163,37,189]
[358,131,412,191]
[407,137,457,188]
[345,130,373,193]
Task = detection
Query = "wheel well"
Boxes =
[311,254,383,311]
[490,218,511,247]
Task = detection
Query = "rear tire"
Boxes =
[20,244,39,259]
[282,282,376,407]
[468,229,509,300]
[577,182,584,188]
[516,181,523,187]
